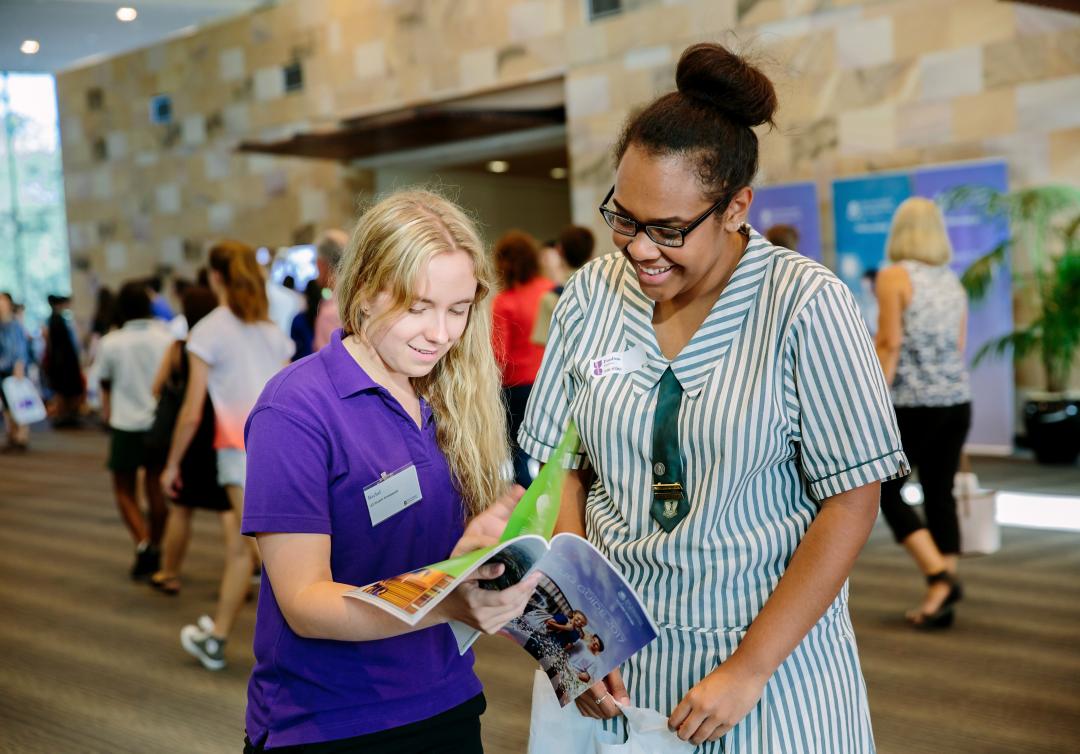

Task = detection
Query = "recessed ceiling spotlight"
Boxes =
[486,160,509,174]
[550,167,568,180]
[20,40,41,55]
[117,7,138,22]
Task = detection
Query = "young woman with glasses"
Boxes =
[521,43,908,752]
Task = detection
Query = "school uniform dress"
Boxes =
[521,229,908,753]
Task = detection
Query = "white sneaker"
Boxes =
[180,623,226,671]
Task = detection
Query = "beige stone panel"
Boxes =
[353,39,387,80]
[838,103,897,155]
[1017,75,1080,132]
[508,0,564,42]
[1048,127,1080,182]
[920,46,983,102]
[833,60,918,111]
[737,0,786,27]
[1014,4,1080,36]
[952,88,1017,142]
[684,0,737,39]
[600,1,693,59]
[983,29,1080,90]
[459,48,498,90]
[985,132,1050,186]
[836,17,894,71]
[567,72,612,120]
[219,48,246,82]
[771,27,838,83]
[564,22,608,67]
[891,0,950,61]
[789,116,839,167]
[946,0,1016,49]
[897,100,953,148]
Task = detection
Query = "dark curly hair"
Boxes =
[494,230,541,289]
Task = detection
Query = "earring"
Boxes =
[738,222,751,237]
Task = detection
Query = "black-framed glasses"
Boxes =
[598,185,728,248]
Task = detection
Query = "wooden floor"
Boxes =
[1,426,1078,753]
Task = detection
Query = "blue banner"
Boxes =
[832,173,912,290]
[749,182,822,261]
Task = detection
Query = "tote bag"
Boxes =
[1,376,47,425]
[955,469,1000,555]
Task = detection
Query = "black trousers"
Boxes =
[503,384,534,488]
[244,693,485,754]
[880,403,971,555]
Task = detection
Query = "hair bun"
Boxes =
[675,43,777,128]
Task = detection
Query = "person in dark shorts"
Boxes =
[96,282,175,579]
[148,286,231,595]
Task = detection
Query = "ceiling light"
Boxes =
[117,7,138,22]
[550,167,568,180]
[20,40,41,55]
[486,160,509,174]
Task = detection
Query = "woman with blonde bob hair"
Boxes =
[239,189,541,754]
[875,196,972,630]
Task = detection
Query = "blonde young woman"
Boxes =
[239,190,540,753]
[875,197,971,628]
[162,241,294,669]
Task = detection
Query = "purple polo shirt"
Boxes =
[241,329,481,749]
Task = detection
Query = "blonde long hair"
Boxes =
[886,197,953,266]
[336,189,509,516]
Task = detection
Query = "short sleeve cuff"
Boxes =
[185,340,213,366]
[517,425,589,470]
[807,449,909,501]
[242,514,332,537]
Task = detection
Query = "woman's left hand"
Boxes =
[668,661,768,746]
[450,484,525,557]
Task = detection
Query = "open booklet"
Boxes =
[345,424,658,706]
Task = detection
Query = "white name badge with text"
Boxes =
[589,344,647,379]
[364,464,423,526]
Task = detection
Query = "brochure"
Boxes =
[345,424,659,706]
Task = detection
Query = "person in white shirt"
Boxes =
[96,281,176,579]
[162,240,294,670]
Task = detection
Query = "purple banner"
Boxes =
[750,182,822,261]
[912,161,1013,452]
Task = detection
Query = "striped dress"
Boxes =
[520,229,908,753]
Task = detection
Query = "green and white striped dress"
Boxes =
[520,229,908,753]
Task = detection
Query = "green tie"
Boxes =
[650,368,688,531]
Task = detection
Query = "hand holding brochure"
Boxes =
[345,424,658,706]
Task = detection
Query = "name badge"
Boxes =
[589,344,646,379]
[364,464,422,526]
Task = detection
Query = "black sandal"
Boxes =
[908,571,962,629]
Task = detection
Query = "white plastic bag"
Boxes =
[527,670,693,754]
[596,704,695,754]
[1,376,46,425]
[954,471,1000,555]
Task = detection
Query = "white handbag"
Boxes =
[1,376,47,426]
[954,470,1000,556]
[527,670,694,754]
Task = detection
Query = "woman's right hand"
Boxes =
[161,463,182,497]
[436,563,542,634]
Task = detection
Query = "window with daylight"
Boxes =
[0,73,71,330]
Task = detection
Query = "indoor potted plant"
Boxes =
[949,185,1080,465]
